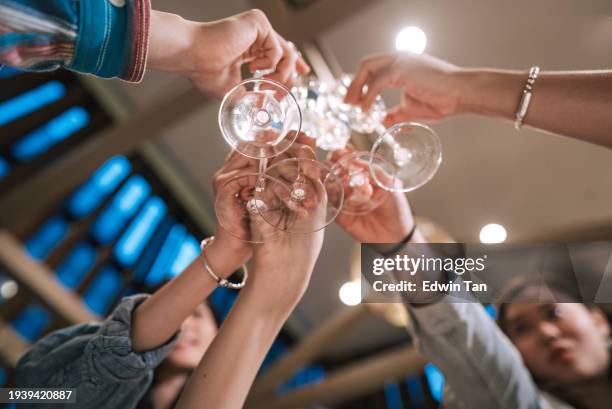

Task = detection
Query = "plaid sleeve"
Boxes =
[0,0,151,82]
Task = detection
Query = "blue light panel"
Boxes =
[144,223,186,287]
[114,196,167,267]
[91,175,151,244]
[168,234,199,278]
[384,382,405,409]
[0,81,66,127]
[11,106,90,161]
[55,242,97,289]
[83,266,123,315]
[405,375,425,408]
[0,156,9,179]
[424,363,445,403]
[12,304,51,342]
[66,156,131,219]
[0,66,22,78]
[25,216,69,260]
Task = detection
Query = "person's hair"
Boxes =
[494,276,594,334]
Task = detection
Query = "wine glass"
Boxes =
[218,78,301,160]
[216,77,304,242]
[257,157,344,233]
[292,76,352,151]
[329,151,393,215]
[328,73,442,193]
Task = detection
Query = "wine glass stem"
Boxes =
[256,158,268,190]
[376,123,399,150]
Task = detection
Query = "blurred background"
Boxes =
[0,0,611,408]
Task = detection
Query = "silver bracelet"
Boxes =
[514,66,540,130]
[199,236,248,289]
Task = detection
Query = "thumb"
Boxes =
[383,105,415,128]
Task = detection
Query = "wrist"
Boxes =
[148,10,200,75]
[240,280,298,319]
[204,238,250,279]
[456,69,526,120]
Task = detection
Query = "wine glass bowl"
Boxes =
[330,152,393,215]
[219,78,301,159]
[371,122,442,192]
[214,173,289,243]
[259,158,344,233]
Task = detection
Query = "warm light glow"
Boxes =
[339,281,362,306]
[0,280,18,299]
[479,223,507,243]
[395,26,427,54]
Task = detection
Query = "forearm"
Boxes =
[459,69,612,148]
[175,284,292,409]
[147,10,199,76]
[131,239,247,352]
[407,302,542,409]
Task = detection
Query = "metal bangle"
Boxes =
[199,236,248,289]
[514,66,540,130]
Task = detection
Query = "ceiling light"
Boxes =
[395,26,427,54]
[339,281,361,306]
[0,280,18,299]
[479,223,507,243]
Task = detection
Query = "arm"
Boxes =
[407,302,545,409]
[0,1,307,94]
[15,295,176,409]
[130,152,255,352]
[130,236,249,352]
[332,165,545,409]
[346,52,612,149]
[175,138,324,409]
[0,0,150,81]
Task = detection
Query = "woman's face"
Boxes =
[165,303,218,370]
[504,303,610,386]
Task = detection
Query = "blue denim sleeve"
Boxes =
[0,0,150,81]
[14,294,179,409]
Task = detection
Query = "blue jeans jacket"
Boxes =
[0,0,150,81]
[14,295,178,409]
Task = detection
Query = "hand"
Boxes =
[344,52,462,127]
[149,10,309,97]
[330,146,415,243]
[247,136,323,310]
[210,151,258,271]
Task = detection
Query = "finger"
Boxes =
[295,131,317,152]
[264,35,299,85]
[345,54,395,104]
[329,144,356,163]
[296,55,310,74]
[361,67,393,112]
[248,15,283,71]
[383,105,414,128]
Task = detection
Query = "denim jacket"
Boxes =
[0,0,150,81]
[15,294,178,409]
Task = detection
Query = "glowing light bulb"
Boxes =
[479,223,507,243]
[395,26,427,54]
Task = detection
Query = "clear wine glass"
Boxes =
[258,157,344,233]
[328,73,442,193]
[216,76,304,242]
[292,76,351,151]
[330,151,393,215]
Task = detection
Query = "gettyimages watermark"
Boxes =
[359,243,612,304]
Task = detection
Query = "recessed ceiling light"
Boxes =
[395,26,427,54]
[0,280,18,299]
[479,223,507,243]
[339,281,361,306]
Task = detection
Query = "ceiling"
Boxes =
[110,0,612,358]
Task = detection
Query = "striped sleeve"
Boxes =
[0,0,151,82]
